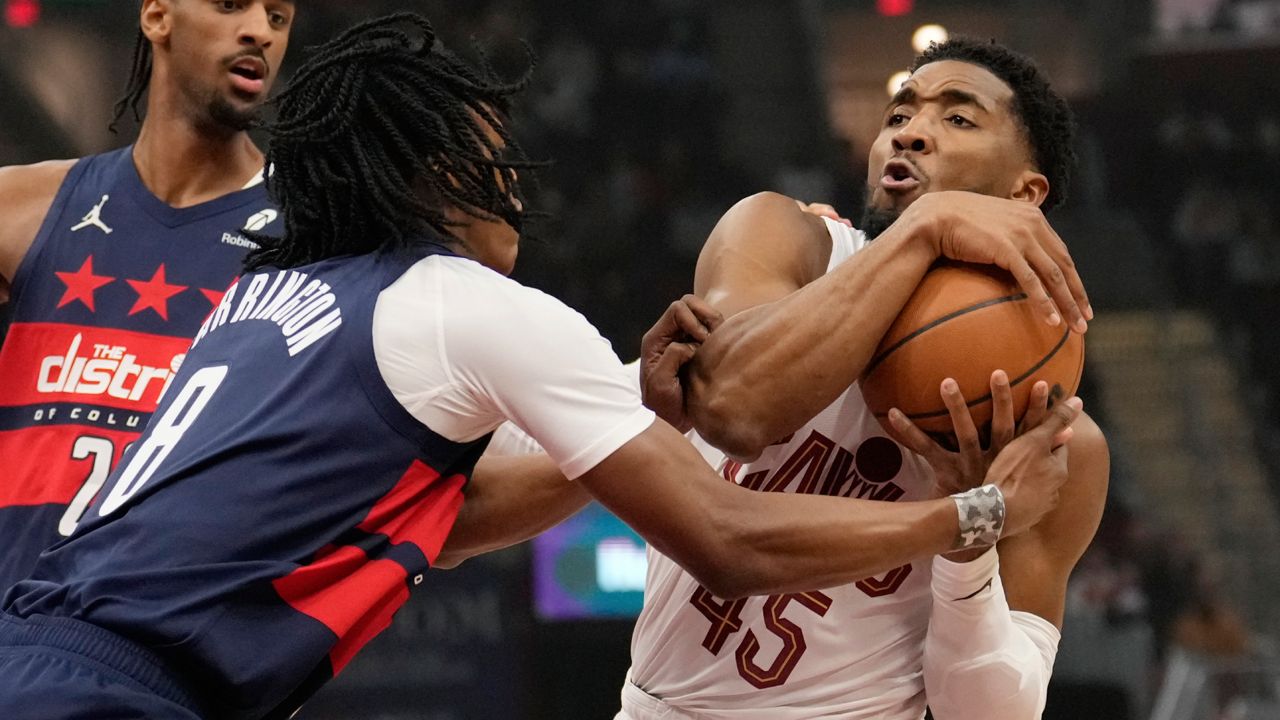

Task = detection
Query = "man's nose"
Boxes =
[891,120,933,153]
[240,9,274,49]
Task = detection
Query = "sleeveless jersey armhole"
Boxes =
[8,157,92,302]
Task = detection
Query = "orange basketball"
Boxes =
[860,261,1084,436]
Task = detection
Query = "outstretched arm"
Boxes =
[577,398,1081,599]
[434,450,587,569]
[434,264,1078,600]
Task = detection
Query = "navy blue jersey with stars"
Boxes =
[5,243,488,720]
[0,145,278,591]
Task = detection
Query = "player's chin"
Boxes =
[885,188,926,211]
[226,90,267,114]
[208,96,262,132]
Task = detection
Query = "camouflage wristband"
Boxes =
[950,485,1005,550]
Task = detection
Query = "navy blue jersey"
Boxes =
[0,146,277,591]
[5,242,490,720]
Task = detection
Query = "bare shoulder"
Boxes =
[693,191,832,309]
[0,159,76,206]
[0,159,77,284]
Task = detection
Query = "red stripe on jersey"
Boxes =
[272,544,410,675]
[0,322,192,411]
[0,426,135,506]
[356,460,467,565]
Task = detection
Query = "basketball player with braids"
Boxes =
[0,0,296,591]
[0,16,1083,719]
[620,39,1110,719]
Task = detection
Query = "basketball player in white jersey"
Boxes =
[619,38,1108,720]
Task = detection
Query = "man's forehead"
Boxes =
[905,60,1013,108]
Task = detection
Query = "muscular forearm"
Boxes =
[580,422,963,599]
[435,453,589,569]
[922,551,1059,720]
[688,207,936,459]
[710,486,961,598]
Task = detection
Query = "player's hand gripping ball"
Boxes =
[861,261,1084,436]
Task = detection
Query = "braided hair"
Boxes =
[245,13,543,271]
[109,29,152,134]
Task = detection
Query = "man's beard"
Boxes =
[207,94,260,132]
[859,186,901,241]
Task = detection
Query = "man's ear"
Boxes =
[1011,170,1049,207]
[140,0,175,46]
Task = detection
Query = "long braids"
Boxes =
[109,29,152,134]
[245,12,544,271]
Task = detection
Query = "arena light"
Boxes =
[912,24,948,52]
[877,0,913,17]
[4,0,40,28]
[886,70,911,97]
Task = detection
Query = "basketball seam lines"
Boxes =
[863,292,1027,377]
[895,326,1073,421]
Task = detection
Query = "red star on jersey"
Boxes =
[200,288,227,307]
[54,255,115,311]
[126,264,188,320]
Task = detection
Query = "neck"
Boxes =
[132,81,263,208]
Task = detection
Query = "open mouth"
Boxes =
[881,160,921,191]
[228,57,267,95]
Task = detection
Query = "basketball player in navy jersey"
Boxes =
[0,0,296,590]
[619,40,1109,720]
[0,15,1087,719]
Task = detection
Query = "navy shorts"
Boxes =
[0,612,206,719]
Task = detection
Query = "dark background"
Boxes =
[3,1,1280,717]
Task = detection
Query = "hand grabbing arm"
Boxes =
[639,294,723,432]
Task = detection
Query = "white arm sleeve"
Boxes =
[922,549,1061,720]
[374,256,655,479]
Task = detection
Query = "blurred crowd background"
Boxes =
[2,0,1279,718]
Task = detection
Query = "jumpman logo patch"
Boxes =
[71,195,114,235]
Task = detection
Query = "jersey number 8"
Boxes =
[98,365,228,517]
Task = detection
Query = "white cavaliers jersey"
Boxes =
[627,218,937,719]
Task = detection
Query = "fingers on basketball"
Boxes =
[862,262,1085,443]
